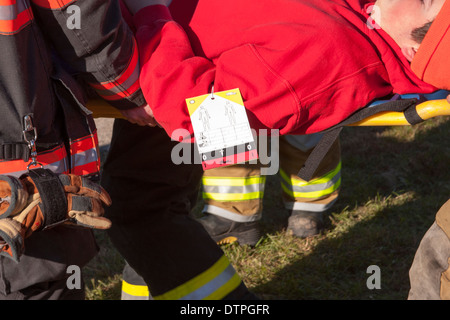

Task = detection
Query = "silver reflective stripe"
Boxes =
[94,61,140,97]
[71,148,99,169]
[202,182,264,194]
[203,204,261,222]
[153,255,241,300]
[180,263,237,300]
[6,158,68,178]
[0,1,29,20]
[281,171,341,193]
[284,198,338,212]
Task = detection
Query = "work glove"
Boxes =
[0,168,112,262]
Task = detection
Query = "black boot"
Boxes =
[287,210,324,238]
[198,213,261,246]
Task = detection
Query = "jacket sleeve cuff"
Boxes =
[133,5,173,28]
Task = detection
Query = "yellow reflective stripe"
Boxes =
[202,175,265,201]
[281,177,341,198]
[153,255,241,300]
[202,176,266,187]
[203,191,263,201]
[280,162,341,199]
[280,161,341,187]
[122,280,150,297]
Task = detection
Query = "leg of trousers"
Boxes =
[279,135,341,213]
[201,135,341,221]
[202,163,265,222]
[101,120,254,299]
[121,261,152,300]
[0,226,97,300]
[408,199,450,300]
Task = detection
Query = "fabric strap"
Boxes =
[27,168,67,228]
[0,144,30,161]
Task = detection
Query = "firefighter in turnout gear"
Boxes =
[115,0,450,300]
[103,0,257,300]
[407,1,450,300]
[0,0,145,299]
[118,132,340,299]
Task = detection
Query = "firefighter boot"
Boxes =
[198,213,262,246]
[287,210,324,238]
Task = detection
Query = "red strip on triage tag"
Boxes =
[200,141,259,170]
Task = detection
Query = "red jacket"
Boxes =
[129,0,436,138]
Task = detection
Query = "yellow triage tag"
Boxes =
[186,88,258,170]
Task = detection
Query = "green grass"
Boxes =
[84,116,450,300]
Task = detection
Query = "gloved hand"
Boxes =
[0,168,112,262]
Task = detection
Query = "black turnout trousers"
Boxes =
[101,120,253,299]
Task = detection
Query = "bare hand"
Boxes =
[120,104,159,127]
[447,94,450,103]
[122,0,172,15]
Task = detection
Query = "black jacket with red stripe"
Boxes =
[0,0,145,177]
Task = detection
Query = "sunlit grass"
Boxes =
[84,116,449,300]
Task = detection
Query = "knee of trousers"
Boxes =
[201,163,265,217]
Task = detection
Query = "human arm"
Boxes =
[30,0,153,123]
[123,2,402,138]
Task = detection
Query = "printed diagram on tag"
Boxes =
[186,88,258,170]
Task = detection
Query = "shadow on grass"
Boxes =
[253,117,450,300]
[85,116,449,300]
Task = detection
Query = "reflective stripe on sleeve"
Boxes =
[0,144,68,177]
[31,0,76,10]
[0,0,33,34]
[0,132,100,178]
[89,38,141,101]
[69,132,101,176]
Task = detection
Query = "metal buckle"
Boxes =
[22,115,43,170]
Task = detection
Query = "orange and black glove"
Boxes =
[0,168,112,262]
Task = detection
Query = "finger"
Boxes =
[147,117,159,127]
[120,104,158,127]
[68,195,105,216]
[126,117,149,127]
[131,114,158,127]
[126,117,140,126]
[62,176,112,206]
[135,118,152,126]
[67,195,111,229]
[68,211,112,229]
